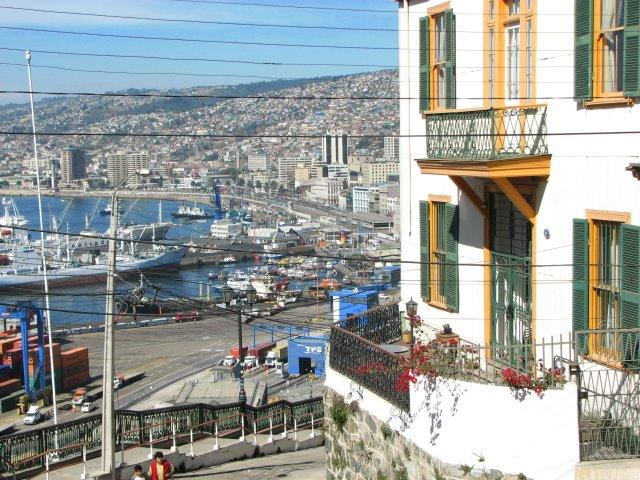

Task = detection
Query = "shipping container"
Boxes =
[287,336,327,376]
[0,379,22,397]
[0,364,10,382]
[248,342,276,362]
[229,345,249,359]
[0,338,17,355]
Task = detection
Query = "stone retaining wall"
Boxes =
[324,389,528,480]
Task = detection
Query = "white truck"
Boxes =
[23,406,42,425]
[243,355,259,368]
[265,345,288,368]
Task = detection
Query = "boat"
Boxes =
[171,203,214,220]
[221,256,236,264]
[251,276,290,297]
[0,246,187,291]
[226,271,251,291]
[99,205,112,216]
[0,198,28,237]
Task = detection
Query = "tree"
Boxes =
[278,185,285,194]
[264,182,271,192]
[255,180,262,190]
[237,178,245,187]
[246,180,254,190]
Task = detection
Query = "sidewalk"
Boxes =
[32,427,324,480]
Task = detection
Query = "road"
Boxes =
[3,301,331,433]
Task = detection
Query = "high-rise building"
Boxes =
[60,146,86,185]
[322,132,348,165]
[277,157,312,187]
[361,161,399,186]
[384,136,400,161]
[106,151,149,186]
[248,154,268,171]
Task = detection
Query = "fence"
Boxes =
[340,303,402,345]
[0,396,324,475]
[424,104,548,160]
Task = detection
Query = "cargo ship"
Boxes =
[0,246,186,291]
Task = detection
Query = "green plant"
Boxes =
[403,445,411,459]
[459,464,473,476]
[394,466,408,480]
[331,452,346,471]
[433,467,446,480]
[380,423,393,440]
[517,474,527,480]
[376,471,388,480]
[357,439,366,451]
[330,397,350,432]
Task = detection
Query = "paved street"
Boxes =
[1,301,332,432]
[174,447,326,480]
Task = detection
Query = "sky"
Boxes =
[0,0,399,105]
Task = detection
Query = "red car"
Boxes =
[173,311,202,323]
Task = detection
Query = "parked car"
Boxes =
[173,310,202,323]
[23,406,42,425]
[223,355,237,366]
[81,402,94,413]
[243,355,259,368]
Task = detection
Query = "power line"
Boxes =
[0,5,399,32]
[0,88,633,102]
[0,130,638,139]
[159,0,396,14]
[0,47,394,69]
[0,25,398,51]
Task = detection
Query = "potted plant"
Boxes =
[402,328,413,345]
[436,324,460,346]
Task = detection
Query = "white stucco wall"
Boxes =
[326,363,580,480]
[399,0,640,345]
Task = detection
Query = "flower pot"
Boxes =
[402,330,413,344]
[436,332,460,346]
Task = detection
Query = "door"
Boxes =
[299,357,312,375]
[489,192,533,370]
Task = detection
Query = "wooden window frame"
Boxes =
[425,195,453,311]
[586,209,632,367]
[593,0,625,98]
[483,0,537,107]
[428,2,451,112]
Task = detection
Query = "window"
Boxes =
[433,13,447,109]
[484,0,536,106]
[419,200,459,312]
[574,0,640,102]
[419,8,456,111]
[573,215,640,368]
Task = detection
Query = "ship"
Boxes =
[118,201,173,242]
[0,246,186,291]
[226,271,251,291]
[0,197,28,238]
[171,203,214,220]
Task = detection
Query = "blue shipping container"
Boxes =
[288,336,327,377]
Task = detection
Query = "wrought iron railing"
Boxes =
[329,325,409,412]
[424,104,548,160]
[0,397,323,474]
[340,303,402,345]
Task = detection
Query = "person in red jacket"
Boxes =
[148,452,174,480]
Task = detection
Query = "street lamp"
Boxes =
[101,168,150,479]
[220,284,256,402]
[405,298,418,347]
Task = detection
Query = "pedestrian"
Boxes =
[148,452,174,480]
[131,464,146,480]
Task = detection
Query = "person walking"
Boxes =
[148,452,174,480]
[131,464,146,480]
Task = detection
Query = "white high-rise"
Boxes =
[321,132,348,165]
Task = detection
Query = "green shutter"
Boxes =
[444,9,456,109]
[443,203,459,312]
[572,219,589,354]
[574,0,594,101]
[620,224,640,369]
[624,0,640,97]
[419,16,430,112]
[419,201,430,301]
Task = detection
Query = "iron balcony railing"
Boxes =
[339,303,402,345]
[424,104,548,160]
[0,397,324,474]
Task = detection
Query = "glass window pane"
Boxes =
[509,0,520,16]
[434,14,446,62]
[507,26,520,99]
[602,31,623,92]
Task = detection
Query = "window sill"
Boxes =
[427,299,452,313]
[584,354,624,371]
[583,97,635,109]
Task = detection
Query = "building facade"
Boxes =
[321,132,348,165]
[352,186,379,213]
[325,1,640,479]
[106,152,149,186]
[361,161,399,186]
[277,157,312,187]
[383,136,400,161]
[247,153,267,171]
[60,146,86,185]
[210,220,243,239]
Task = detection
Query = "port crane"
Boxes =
[8,302,46,401]
[212,184,225,220]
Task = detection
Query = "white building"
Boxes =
[310,178,342,206]
[209,220,243,239]
[383,136,399,161]
[325,1,640,480]
[352,186,378,213]
[321,132,348,165]
[277,157,312,187]
[361,161,399,186]
[247,153,267,171]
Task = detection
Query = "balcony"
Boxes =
[424,104,548,161]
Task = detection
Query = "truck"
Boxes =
[23,405,42,425]
[243,355,259,368]
[248,342,276,364]
[114,372,145,390]
[173,310,202,323]
[265,344,288,368]
[229,345,248,359]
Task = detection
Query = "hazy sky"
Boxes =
[0,0,398,105]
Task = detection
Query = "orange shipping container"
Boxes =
[60,347,89,366]
[0,378,21,397]
[28,343,61,367]
[0,338,17,355]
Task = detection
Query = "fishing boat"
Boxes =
[171,203,214,220]
[226,271,251,291]
[99,205,112,216]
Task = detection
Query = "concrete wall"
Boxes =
[325,364,579,480]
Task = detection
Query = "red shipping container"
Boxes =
[0,378,21,397]
[60,347,89,366]
[0,338,17,355]
[5,348,22,366]
[28,343,61,368]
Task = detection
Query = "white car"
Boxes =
[222,355,237,366]
[23,406,42,425]
[243,355,258,368]
[81,402,93,413]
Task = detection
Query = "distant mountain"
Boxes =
[0,69,398,162]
